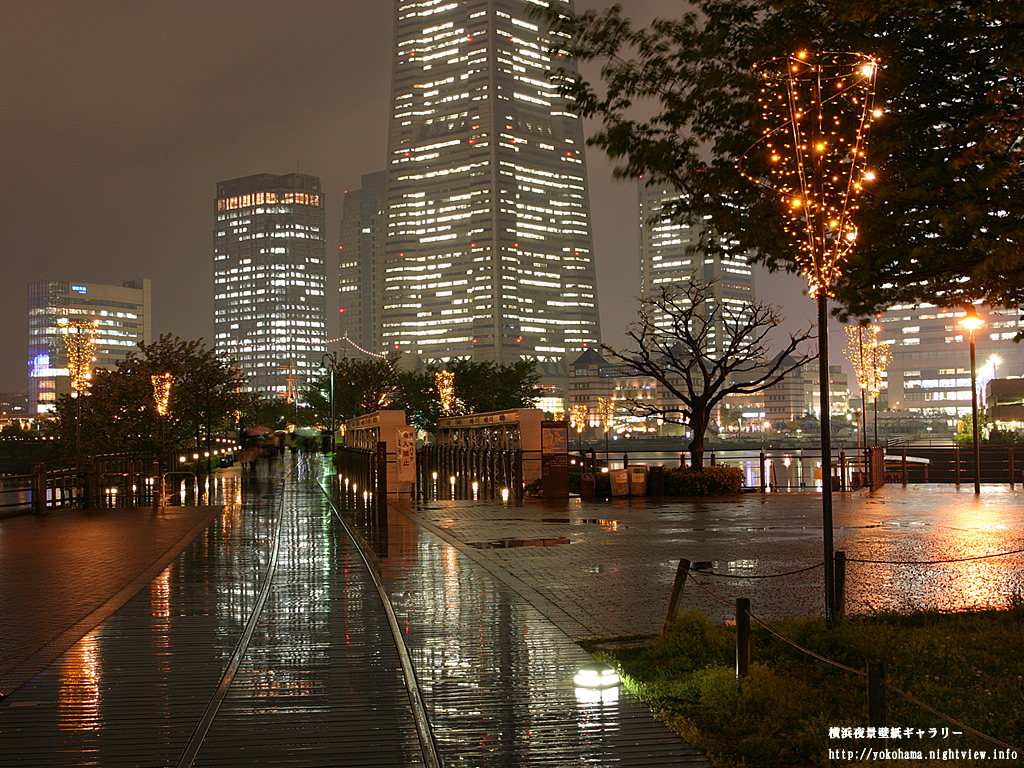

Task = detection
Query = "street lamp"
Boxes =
[958,305,985,494]
[321,352,337,453]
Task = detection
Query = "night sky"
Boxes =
[0,0,812,394]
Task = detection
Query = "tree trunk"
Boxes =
[687,409,710,470]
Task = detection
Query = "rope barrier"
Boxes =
[846,547,1024,565]
[684,572,737,607]
[697,562,825,579]
[744,610,868,678]
[683,572,1020,753]
[883,680,1022,754]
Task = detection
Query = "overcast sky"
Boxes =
[0,0,815,394]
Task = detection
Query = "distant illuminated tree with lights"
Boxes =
[844,325,878,446]
[435,370,456,415]
[63,321,98,394]
[741,51,880,627]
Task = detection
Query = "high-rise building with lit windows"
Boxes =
[383,0,600,363]
[339,171,387,354]
[27,279,152,415]
[214,173,327,397]
[876,303,1024,421]
[639,184,755,357]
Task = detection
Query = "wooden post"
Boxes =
[839,450,846,492]
[954,445,960,488]
[835,551,846,623]
[662,558,691,633]
[710,451,716,467]
[901,447,908,486]
[32,463,47,516]
[736,597,751,679]
[867,662,887,748]
[1010,448,1015,490]
[759,450,767,493]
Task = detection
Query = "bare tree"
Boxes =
[605,282,815,469]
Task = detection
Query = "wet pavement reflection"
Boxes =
[406,485,1024,635]
[0,455,701,767]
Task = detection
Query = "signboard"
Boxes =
[397,426,416,482]
[540,420,569,499]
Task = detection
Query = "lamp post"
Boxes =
[321,352,337,453]
[958,305,985,494]
[151,373,173,505]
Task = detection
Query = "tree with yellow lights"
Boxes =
[538,0,1024,318]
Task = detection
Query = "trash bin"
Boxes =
[580,472,596,501]
[628,465,647,496]
[610,469,630,497]
[647,465,664,496]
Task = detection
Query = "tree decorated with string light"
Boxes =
[740,51,881,627]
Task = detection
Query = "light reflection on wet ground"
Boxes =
[407,485,1024,635]
[0,456,702,767]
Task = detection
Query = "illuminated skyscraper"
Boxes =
[27,279,152,415]
[639,184,755,357]
[339,171,387,354]
[214,173,327,397]
[383,0,600,363]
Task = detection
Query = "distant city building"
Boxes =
[985,378,1024,433]
[0,392,29,426]
[638,184,755,357]
[214,173,327,397]
[383,0,601,363]
[876,303,1024,428]
[27,279,152,415]
[339,171,387,354]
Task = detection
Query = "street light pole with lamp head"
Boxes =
[958,305,985,494]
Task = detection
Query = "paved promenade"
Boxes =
[403,484,1024,638]
[0,457,705,767]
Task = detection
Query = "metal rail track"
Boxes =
[173,464,442,768]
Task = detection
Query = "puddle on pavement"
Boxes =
[467,537,572,549]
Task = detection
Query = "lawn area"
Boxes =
[585,606,1024,767]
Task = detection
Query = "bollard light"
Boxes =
[574,662,620,689]
[501,487,510,502]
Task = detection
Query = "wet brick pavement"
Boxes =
[402,484,1024,638]
[0,502,222,696]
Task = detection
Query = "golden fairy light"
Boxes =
[597,397,615,433]
[843,325,880,393]
[570,404,588,434]
[741,52,880,298]
[435,370,456,414]
[63,321,98,393]
[151,373,174,417]
[867,337,891,401]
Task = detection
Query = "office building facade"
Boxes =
[383,0,600,363]
[214,173,327,397]
[27,279,152,415]
[877,302,1024,425]
[639,184,755,358]
[339,171,387,354]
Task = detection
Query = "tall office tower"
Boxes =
[27,279,152,415]
[639,184,755,357]
[214,173,327,397]
[339,171,387,354]
[383,0,600,363]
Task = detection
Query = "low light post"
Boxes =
[321,352,337,453]
[959,306,985,494]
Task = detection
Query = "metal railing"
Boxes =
[415,445,524,503]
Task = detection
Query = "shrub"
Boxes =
[662,465,743,496]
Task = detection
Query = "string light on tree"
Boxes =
[570,404,588,434]
[63,320,98,393]
[741,52,881,298]
[435,370,456,415]
[598,397,615,433]
[151,373,174,417]
[741,50,881,628]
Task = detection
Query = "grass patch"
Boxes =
[585,607,1024,767]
